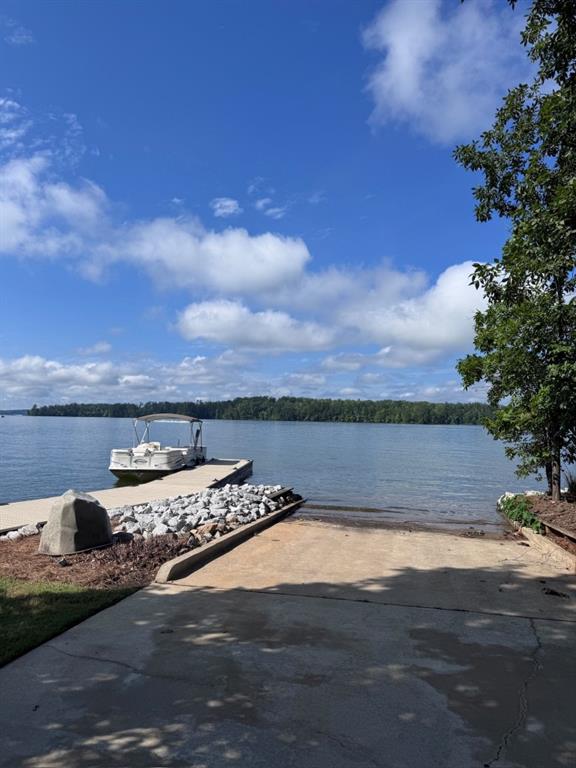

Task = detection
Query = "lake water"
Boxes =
[0,416,542,530]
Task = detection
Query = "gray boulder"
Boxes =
[38,490,112,555]
[151,522,170,536]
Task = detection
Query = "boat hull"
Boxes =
[110,468,180,481]
[109,446,207,480]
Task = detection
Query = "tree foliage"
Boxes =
[27,397,493,426]
[455,0,576,498]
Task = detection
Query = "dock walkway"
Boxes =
[0,458,252,533]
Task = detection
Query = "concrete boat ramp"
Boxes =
[1,508,575,767]
[0,458,253,534]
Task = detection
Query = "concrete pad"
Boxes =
[0,519,575,768]
[155,498,303,583]
[178,519,576,621]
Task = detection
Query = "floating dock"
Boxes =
[0,458,253,534]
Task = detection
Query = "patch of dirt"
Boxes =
[0,533,193,590]
[528,496,576,556]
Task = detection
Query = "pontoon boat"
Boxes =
[109,413,207,480]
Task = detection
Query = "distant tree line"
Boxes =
[28,397,493,425]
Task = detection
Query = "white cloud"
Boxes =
[377,380,488,404]
[338,262,485,363]
[78,341,112,356]
[110,218,309,294]
[44,179,107,229]
[0,151,484,367]
[251,188,289,219]
[283,373,326,387]
[1,16,35,46]
[0,346,489,408]
[0,155,106,256]
[247,177,271,197]
[0,352,256,406]
[269,260,484,366]
[0,99,486,373]
[264,205,288,220]
[0,356,117,400]
[0,98,32,150]
[178,300,335,352]
[210,197,243,218]
[0,97,84,163]
[358,373,381,384]
[363,0,529,143]
[0,154,310,294]
[270,261,428,314]
[308,191,325,205]
[117,374,154,388]
[321,355,363,373]
[339,387,362,397]
[172,256,484,367]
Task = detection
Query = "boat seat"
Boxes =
[133,441,161,454]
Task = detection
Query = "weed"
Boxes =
[499,494,543,533]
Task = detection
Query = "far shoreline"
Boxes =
[12,413,489,429]
[22,396,494,427]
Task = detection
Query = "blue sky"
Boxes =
[0,0,531,407]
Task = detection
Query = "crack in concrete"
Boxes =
[482,618,543,768]
[309,727,382,767]
[44,643,193,688]
[165,583,576,625]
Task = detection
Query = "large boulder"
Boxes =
[38,490,112,555]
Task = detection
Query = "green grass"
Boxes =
[0,577,135,667]
[499,494,543,533]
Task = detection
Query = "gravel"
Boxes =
[0,483,288,544]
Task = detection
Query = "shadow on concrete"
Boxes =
[0,562,575,768]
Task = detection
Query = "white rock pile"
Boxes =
[0,484,292,544]
[108,483,286,539]
[0,522,43,542]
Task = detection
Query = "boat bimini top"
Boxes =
[135,413,202,423]
[132,413,203,449]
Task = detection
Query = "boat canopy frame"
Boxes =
[132,413,203,449]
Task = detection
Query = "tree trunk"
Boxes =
[545,461,553,496]
[551,444,562,501]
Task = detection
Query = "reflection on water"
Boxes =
[0,416,543,527]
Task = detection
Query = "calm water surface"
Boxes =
[0,416,541,528]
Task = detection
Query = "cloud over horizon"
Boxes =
[0,120,485,366]
[0,351,485,408]
[0,86,489,407]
